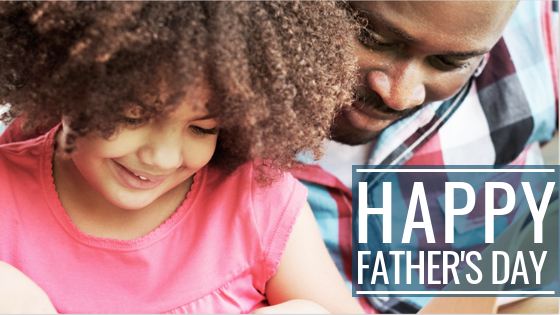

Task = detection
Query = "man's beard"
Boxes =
[355,92,422,119]
[330,91,423,146]
[330,120,382,145]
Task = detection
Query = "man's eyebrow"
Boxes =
[357,9,417,42]
[441,50,490,57]
[356,9,490,57]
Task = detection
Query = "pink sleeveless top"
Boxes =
[0,126,307,313]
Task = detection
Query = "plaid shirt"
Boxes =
[293,1,558,312]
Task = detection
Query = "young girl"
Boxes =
[0,1,363,313]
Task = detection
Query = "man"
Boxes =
[293,1,558,313]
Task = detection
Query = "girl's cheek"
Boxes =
[184,137,218,170]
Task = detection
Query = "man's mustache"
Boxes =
[354,93,423,119]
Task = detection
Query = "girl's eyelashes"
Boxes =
[120,104,148,125]
[190,125,219,135]
[120,116,147,125]
[119,114,218,135]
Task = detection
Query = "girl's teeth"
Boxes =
[132,172,153,181]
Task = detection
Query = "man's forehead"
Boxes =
[350,1,516,54]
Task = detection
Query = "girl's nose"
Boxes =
[366,60,426,111]
[137,125,183,171]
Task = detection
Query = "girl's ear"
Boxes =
[57,117,77,155]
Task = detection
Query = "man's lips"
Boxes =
[339,100,398,133]
[351,100,398,121]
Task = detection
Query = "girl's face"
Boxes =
[68,83,219,210]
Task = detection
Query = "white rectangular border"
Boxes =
[355,167,557,296]
[356,169,555,173]
[356,291,556,295]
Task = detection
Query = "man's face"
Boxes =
[332,1,517,145]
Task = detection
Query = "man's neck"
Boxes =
[317,139,376,189]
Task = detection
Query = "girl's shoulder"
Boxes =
[202,162,308,215]
[0,125,56,193]
[0,125,56,167]
[0,126,56,235]
[199,162,308,292]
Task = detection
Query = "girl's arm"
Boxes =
[0,261,58,314]
[257,202,365,314]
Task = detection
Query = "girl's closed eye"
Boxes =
[188,113,219,136]
[120,105,149,126]
[120,116,147,125]
[190,125,219,135]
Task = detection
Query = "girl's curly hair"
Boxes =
[0,1,357,184]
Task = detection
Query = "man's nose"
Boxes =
[365,61,426,111]
[138,126,183,171]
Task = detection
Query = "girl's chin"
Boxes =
[104,190,160,210]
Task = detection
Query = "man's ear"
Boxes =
[473,53,490,78]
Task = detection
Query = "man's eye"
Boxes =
[190,126,219,135]
[357,27,394,49]
[433,56,471,71]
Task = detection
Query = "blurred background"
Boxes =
[542,133,559,165]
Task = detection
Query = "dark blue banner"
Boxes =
[352,165,559,298]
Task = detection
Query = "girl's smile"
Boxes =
[111,159,173,190]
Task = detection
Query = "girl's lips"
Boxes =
[121,164,172,182]
[111,160,169,190]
